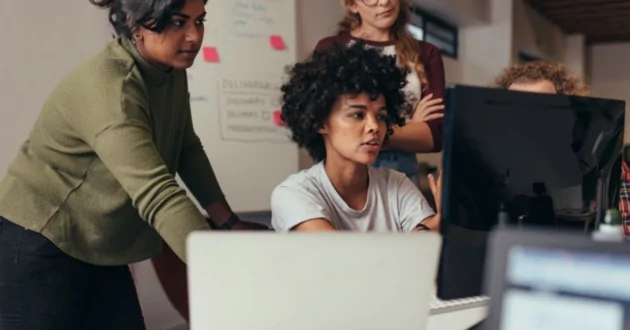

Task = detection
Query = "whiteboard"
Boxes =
[187,0,299,212]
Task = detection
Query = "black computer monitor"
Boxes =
[437,84,625,301]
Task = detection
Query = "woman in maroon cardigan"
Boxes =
[315,0,445,187]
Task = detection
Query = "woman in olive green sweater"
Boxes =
[0,0,260,328]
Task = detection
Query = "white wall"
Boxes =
[413,0,490,26]
[426,0,582,86]
[565,34,587,79]
[0,2,110,176]
[458,0,514,85]
[590,43,630,143]
[512,0,565,62]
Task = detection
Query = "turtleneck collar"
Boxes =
[119,37,172,87]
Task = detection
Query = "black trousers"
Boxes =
[0,216,146,330]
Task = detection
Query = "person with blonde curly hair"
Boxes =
[313,0,446,188]
[495,60,629,236]
[494,60,590,96]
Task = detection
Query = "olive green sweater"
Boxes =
[0,37,221,265]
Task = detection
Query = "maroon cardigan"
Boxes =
[314,31,446,152]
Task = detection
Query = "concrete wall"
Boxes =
[590,43,630,143]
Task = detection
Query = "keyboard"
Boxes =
[429,295,489,315]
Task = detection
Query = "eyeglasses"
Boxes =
[361,0,379,6]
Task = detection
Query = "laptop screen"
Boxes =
[500,245,630,329]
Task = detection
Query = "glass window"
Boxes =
[426,22,455,43]
[426,34,455,55]
[407,24,424,41]
[409,7,458,58]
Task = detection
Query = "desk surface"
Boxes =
[426,306,488,330]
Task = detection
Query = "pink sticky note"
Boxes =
[269,35,286,50]
[202,46,220,63]
[272,110,284,126]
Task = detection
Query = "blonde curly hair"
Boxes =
[495,61,590,96]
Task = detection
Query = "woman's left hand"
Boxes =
[426,170,442,231]
[233,221,270,230]
[428,170,442,212]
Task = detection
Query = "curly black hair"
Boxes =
[281,41,411,161]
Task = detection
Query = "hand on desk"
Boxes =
[428,171,442,214]
[425,171,442,231]
[233,220,271,230]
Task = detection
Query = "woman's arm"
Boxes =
[271,184,334,232]
[422,172,442,231]
[292,219,336,231]
[385,43,446,153]
[176,97,268,229]
[413,214,440,231]
[151,244,190,321]
[150,198,265,323]
[397,172,442,232]
[67,82,209,262]
[152,100,267,321]
[386,122,436,153]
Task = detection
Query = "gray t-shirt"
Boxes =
[271,162,435,232]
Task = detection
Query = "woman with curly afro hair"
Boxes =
[270,42,440,232]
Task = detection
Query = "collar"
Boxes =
[119,37,172,86]
[341,30,396,47]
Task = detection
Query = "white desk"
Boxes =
[427,306,488,330]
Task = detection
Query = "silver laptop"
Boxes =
[187,232,442,330]
[484,227,630,330]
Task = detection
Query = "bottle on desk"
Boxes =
[592,208,625,242]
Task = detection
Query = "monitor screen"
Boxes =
[438,85,625,300]
[500,245,630,330]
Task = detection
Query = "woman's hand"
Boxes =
[411,94,444,122]
[233,221,270,230]
[428,170,442,212]
[426,170,442,231]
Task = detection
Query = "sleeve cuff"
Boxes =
[272,214,332,232]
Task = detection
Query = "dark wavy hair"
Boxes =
[281,42,411,161]
[90,0,208,39]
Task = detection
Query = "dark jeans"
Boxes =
[0,216,146,330]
